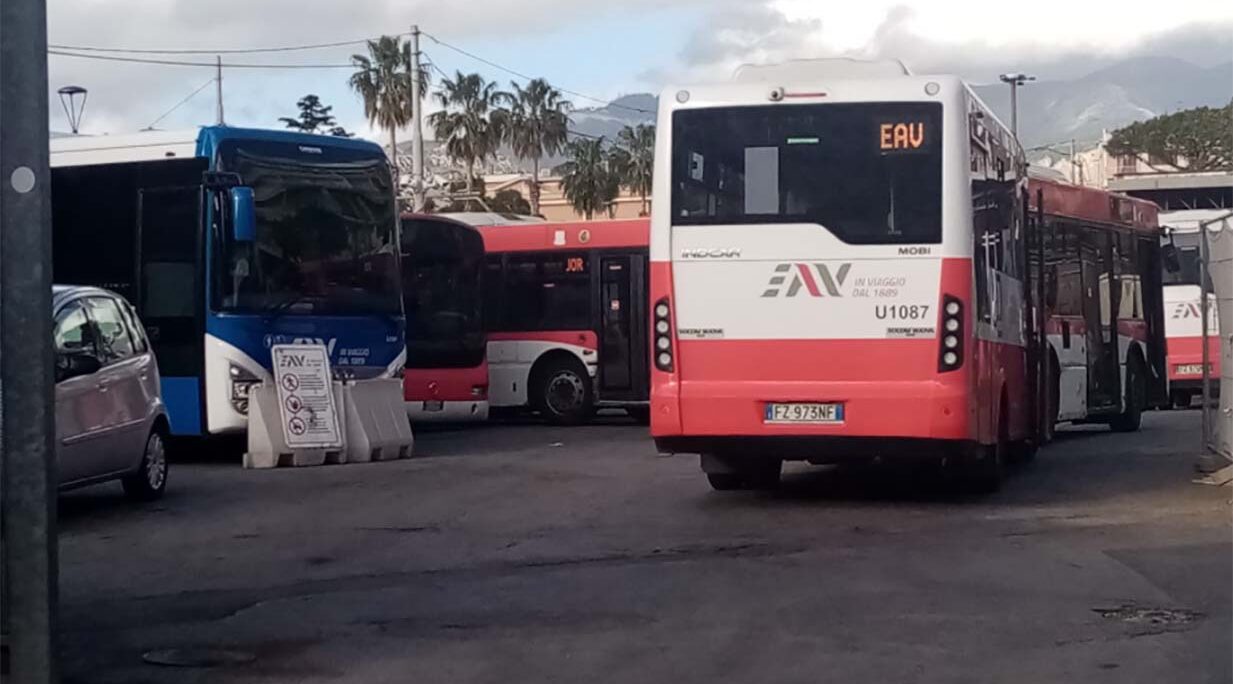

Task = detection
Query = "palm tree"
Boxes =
[500,79,572,215]
[349,37,414,175]
[557,137,618,220]
[428,71,507,193]
[613,124,655,216]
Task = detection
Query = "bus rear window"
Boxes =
[671,102,943,244]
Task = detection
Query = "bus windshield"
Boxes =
[215,141,400,316]
[671,102,942,244]
[1162,233,1202,287]
[402,218,486,368]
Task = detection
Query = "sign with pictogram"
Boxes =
[271,344,342,449]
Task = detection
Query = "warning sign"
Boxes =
[271,344,342,449]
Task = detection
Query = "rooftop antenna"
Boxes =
[57,84,87,133]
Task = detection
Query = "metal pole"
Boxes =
[1009,83,1018,141]
[1,0,59,678]
[410,25,425,212]
[1200,218,1212,453]
[215,56,224,125]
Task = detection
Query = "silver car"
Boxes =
[53,285,169,499]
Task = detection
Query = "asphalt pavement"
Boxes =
[57,410,1230,683]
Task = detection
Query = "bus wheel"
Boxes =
[707,473,746,491]
[961,402,1006,495]
[1110,358,1145,432]
[533,358,593,425]
[627,406,651,425]
[1171,391,1192,410]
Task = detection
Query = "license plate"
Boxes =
[1176,363,1208,376]
[764,402,844,424]
[422,400,444,412]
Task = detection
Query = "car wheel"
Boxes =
[123,427,168,501]
[533,358,593,425]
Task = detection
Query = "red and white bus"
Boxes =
[1159,210,1222,408]
[649,59,1166,492]
[400,214,489,421]
[478,219,651,424]
[1031,176,1168,433]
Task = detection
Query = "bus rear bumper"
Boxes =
[652,379,970,456]
[406,400,490,422]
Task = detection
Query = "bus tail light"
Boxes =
[939,296,965,373]
[654,297,674,372]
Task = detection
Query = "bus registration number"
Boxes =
[1175,363,1207,376]
[764,403,844,424]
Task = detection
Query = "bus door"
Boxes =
[137,179,207,435]
[597,253,648,401]
[1079,231,1120,412]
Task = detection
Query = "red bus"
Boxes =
[400,214,489,421]
[478,219,650,424]
[649,60,1166,492]
[1159,211,1222,408]
[1031,176,1168,434]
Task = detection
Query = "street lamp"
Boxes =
[998,72,1035,141]
[57,84,87,134]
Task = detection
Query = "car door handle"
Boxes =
[96,380,111,392]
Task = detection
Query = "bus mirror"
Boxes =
[230,187,257,242]
[1161,243,1181,273]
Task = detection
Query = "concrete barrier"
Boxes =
[244,382,345,468]
[244,379,414,469]
[342,379,415,463]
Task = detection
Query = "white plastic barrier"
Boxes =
[244,379,414,468]
[244,382,345,468]
[1209,224,1232,460]
[341,379,415,463]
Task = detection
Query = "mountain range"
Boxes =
[568,57,1232,151]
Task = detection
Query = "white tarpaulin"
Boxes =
[1208,222,1232,461]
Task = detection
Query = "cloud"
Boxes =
[649,3,1233,87]
[46,0,697,135]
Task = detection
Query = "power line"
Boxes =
[49,34,404,55]
[48,50,355,69]
[420,31,653,115]
[144,77,217,130]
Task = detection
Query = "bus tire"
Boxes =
[707,473,746,491]
[1110,356,1145,433]
[1171,390,1192,410]
[961,397,1006,495]
[627,405,651,425]
[532,356,594,425]
[1043,352,1060,444]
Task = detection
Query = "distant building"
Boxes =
[1034,131,1232,210]
[484,173,647,222]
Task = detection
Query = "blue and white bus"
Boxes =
[50,126,405,436]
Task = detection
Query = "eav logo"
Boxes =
[1171,302,1202,320]
[761,263,852,298]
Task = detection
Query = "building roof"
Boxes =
[1108,171,1233,193]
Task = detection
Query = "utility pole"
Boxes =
[215,55,225,125]
[999,72,1035,142]
[410,25,425,212]
[1069,139,1077,184]
[1,0,59,680]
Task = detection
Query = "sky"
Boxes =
[47,0,1233,140]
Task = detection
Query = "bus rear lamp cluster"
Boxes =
[939,297,965,372]
[654,298,674,372]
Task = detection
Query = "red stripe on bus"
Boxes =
[488,330,598,351]
[795,263,822,297]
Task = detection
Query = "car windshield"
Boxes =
[214,141,400,316]
[671,102,943,244]
[401,218,486,368]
